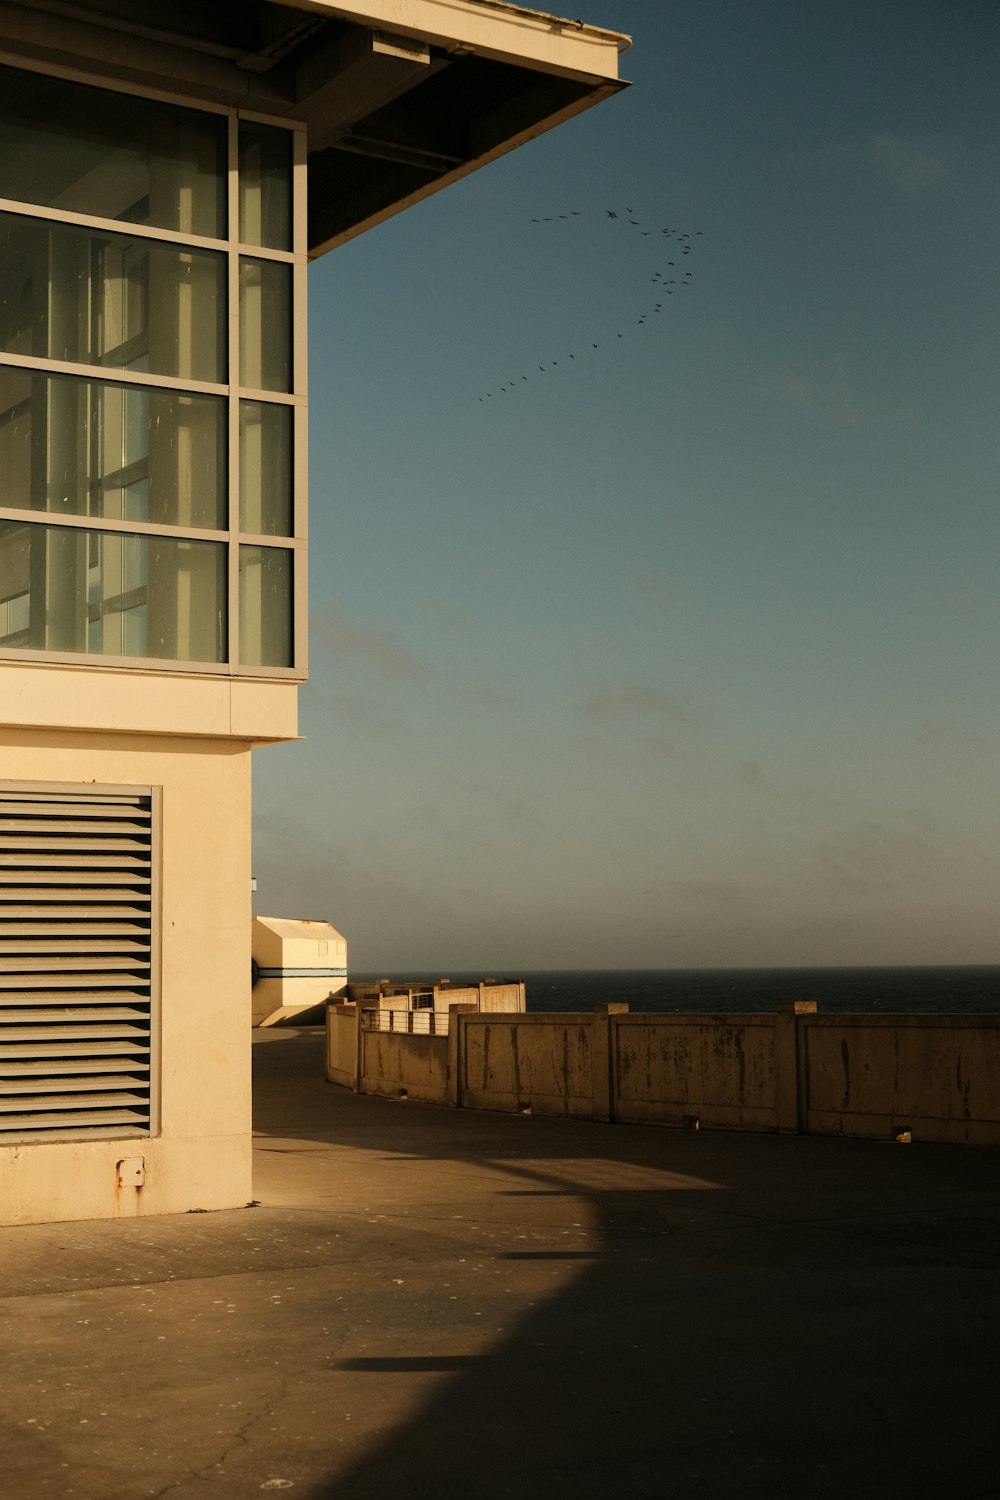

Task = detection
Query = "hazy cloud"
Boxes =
[311,604,430,683]
[630,562,689,616]
[439,774,545,830]
[733,757,843,812]
[814,817,945,898]
[576,678,702,730]
[758,360,865,426]
[914,717,994,765]
[675,879,752,910]
[872,131,953,196]
[758,358,915,432]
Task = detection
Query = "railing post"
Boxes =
[775,1001,816,1132]
[592,1004,629,1122]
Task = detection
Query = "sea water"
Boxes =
[353,967,1000,1015]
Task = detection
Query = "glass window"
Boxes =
[239,123,292,251]
[0,368,226,529]
[0,519,226,662]
[0,213,226,383]
[239,258,292,392]
[239,401,293,535]
[0,80,301,677]
[239,545,292,667]
[0,65,226,237]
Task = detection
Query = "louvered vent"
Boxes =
[0,785,156,1141]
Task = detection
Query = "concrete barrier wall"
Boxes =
[613,1014,778,1131]
[460,1015,594,1116]
[325,1003,1000,1145]
[802,1014,1000,1146]
[361,1029,449,1104]
[326,1004,360,1090]
[477,983,526,1014]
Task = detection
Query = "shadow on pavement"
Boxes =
[253,1031,1000,1500]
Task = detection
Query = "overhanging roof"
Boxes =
[0,0,631,256]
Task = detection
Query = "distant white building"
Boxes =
[0,0,626,1225]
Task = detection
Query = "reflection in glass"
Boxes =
[239,401,292,535]
[239,258,292,392]
[0,368,225,529]
[0,519,225,662]
[0,212,226,382]
[239,123,292,251]
[0,64,226,236]
[239,545,292,667]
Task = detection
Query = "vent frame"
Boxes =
[0,780,160,1144]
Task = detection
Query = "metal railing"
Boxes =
[364,1006,450,1036]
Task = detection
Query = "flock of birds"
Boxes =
[476,209,704,402]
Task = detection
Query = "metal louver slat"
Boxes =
[0,992,149,1006]
[0,871,150,886]
[0,977,149,992]
[0,857,150,873]
[0,908,151,922]
[0,955,150,970]
[0,1041,149,1059]
[0,882,150,894]
[0,818,150,836]
[0,1058,145,1076]
[1,1108,147,1132]
[0,784,156,1141]
[0,1092,148,1116]
[0,938,150,953]
[0,1014,151,1026]
[0,1080,147,1104]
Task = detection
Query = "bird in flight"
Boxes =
[475,209,706,401]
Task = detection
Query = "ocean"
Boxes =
[353,967,1000,1016]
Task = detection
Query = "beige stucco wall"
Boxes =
[0,661,298,743]
[0,727,254,1225]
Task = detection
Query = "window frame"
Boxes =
[0,54,308,681]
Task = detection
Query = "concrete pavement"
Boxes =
[2,1027,999,1499]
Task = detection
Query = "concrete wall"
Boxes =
[361,1031,449,1104]
[326,1001,1000,1146]
[326,1004,361,1091]
[802,1013,1000,1146]
[0,728,254,1225]
[613,1013,778,1131]
[459,1014,594,1116]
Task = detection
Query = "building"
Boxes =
[0,0,627,1225]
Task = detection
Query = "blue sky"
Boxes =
[253,0,1000,971]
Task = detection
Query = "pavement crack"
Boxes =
[142,1369,290,1498]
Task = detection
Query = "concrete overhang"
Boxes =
[0,0,631,255]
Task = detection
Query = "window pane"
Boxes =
[0,368,225,529]
[239,258,291,392]
[0,212,226,382]
[0,519,226,662]
[239,123,292,251]
[0,65,226,237]
[239,545,292,667]
[239,401,292,535]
